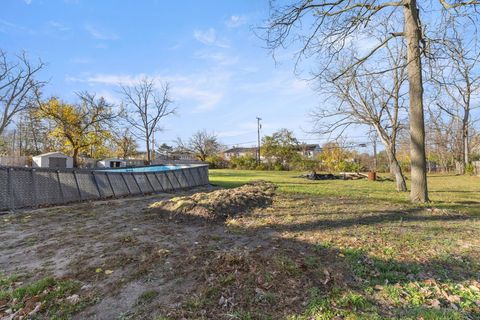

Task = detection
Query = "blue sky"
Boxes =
[1,0,326,149]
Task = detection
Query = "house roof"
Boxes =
[99,158,126,162]
[223,147,257,153]
[33,152,71,158]
[224,144,320,153]
[295,144,321,151]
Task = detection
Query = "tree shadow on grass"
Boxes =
[146,200,480,319]
[247,207,477,234]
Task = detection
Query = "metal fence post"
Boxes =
[72,170,82,201]
[105,172,116,198]
[57,170,65,203]
[92,172,102,198]
[7,167,14,211]
[132,173,142,194]
[171,171,182,190]
[180,169,190,188]
[153,173,165,192]
[163,172,174,191]
[121,173,131,195]
[144,172,154,193]
[31,169,38,208]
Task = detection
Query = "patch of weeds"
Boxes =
[25,236,38,246]
[228,310,254,320]
[382,246,396,259]
[338,291,370,311]
[342,248,418,284]
[219,273,236,286]
[403,307,465,320]
[403,283,426,306]
[314,241,334,251]
[0,274,22,290]
[0,276,91,319]
[137,289,159,304]
[203,285,222,306]
[288,287,336,320]
[304,256,319,269]
[183,295,203,311]
[273,255,300,276]
[255,289,277,305]
[383,284,403,305]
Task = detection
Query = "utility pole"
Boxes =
[256,117,262,164]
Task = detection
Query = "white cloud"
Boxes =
[66,70,231,113]
[225,15,246,28]
[85,24,118,40]
[194,50,239,66]
[24,0,32,4]
[49,21,70,32]
[193,28,229,48]
[0,19,35,34]
[238,71,310,96]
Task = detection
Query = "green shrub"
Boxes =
[465,163,475,175]
[205,155,227,169]
[229,155,257,170]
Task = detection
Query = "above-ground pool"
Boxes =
[97,165,187,173]
[1,164,209,211]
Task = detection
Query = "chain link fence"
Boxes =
[0,164,209,211]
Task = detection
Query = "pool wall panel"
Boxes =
[146,173,162,192]
[0,164,209,211]
[123,174,141,195]
[106,173,130,197]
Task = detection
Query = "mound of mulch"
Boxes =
[149,180,276,220]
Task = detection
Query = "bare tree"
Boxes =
[0,50,45,136]
[263,0,480,202]
[175,130,221,161]
[120,78,175,164]
[314,40,408,191]
[430,22,480,173]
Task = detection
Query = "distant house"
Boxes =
[97,158,127,168]
[295,144,322,159]
[223,147,257,160]
[168,150,197,161]
[223,144,321,161]
[32,152,73,168]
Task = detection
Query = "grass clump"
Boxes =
[0,275,92,319]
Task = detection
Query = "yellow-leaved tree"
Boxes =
[37,92,117,167]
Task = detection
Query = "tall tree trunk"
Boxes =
[73,148,79,168]
[463,123,469,170]
[404,0,429,202]
[145,137,151,164]
[386,144,407,192]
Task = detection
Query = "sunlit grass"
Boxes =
[209,170,480,215]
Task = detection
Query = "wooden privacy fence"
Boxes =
[0,164,209,211]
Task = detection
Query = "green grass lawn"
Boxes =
[209,169,480,215]
[206,169,480,319]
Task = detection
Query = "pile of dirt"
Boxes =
[149,180,276,220]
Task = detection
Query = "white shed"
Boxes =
[97,158,127,168]
[32,152,74,168]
